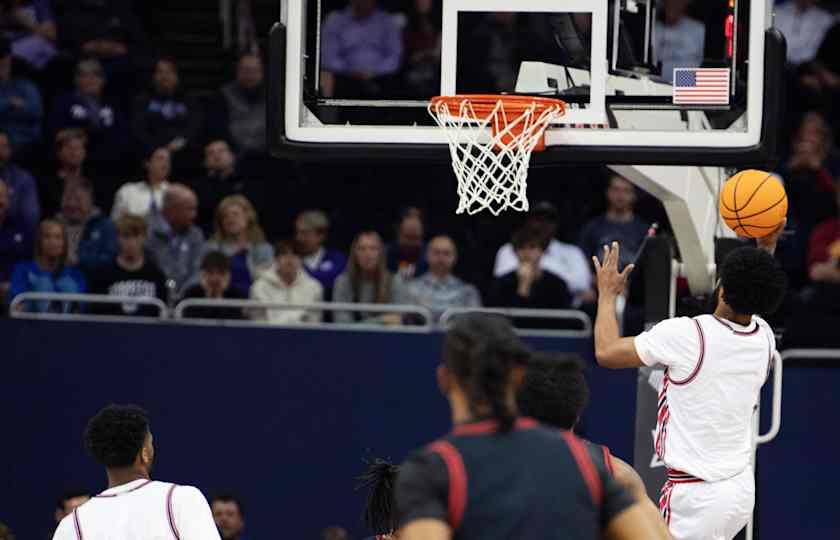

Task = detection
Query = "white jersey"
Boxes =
[53,479,221,540]
[635,314,775,481]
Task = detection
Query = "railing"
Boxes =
[9,293,169,322]
[439,308,592,338]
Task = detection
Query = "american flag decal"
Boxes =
[672,68,731,105]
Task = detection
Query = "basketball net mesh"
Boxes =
[429,98,564,215]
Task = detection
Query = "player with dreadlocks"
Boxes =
[357,458,400,540]
[395,313,669,540]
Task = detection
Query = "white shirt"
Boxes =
[250,267,324,324]
[774,2,835,64]
[493,239,592,295]
[112,181,170,221]
[53,479,220,540]
[635,314,775,481]
[654,17,706,83]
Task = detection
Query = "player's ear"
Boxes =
[436,364,451,396]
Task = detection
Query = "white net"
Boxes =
[429,97,564,216]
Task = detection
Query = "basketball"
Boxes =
[719,170,788,238]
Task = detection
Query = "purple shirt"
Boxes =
[321,7,402,76]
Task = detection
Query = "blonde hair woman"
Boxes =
[202,195,273,295]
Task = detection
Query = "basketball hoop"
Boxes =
[429,95,566,216]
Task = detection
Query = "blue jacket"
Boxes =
[302,248,347,294]
[0,163,40,234]
[0,77,43,148]
[9,260,86,312]
[77,213,119,276]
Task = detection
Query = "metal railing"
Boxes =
[439,308,592,337]
[9,293,169,322]
[173,299,436,332]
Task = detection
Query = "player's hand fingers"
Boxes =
[620,263,635,279]
[592,255,602,272]
[602,244,612,269]
[611,242,621,269]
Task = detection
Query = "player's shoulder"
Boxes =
[649,315,697,334]
[753,316,777,340]
[53,511,78,539]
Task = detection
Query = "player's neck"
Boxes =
[714,305,752,326]
[106,467,150,489]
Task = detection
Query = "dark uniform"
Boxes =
[396,417,634,540]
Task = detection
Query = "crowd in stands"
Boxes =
[0,0,837,345]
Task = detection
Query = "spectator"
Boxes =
[488,223,573,320]
[0,178,31,301]
[386,207,427,280]
[211,494,248,540]
[782,112,838,227]
[203,194,273,296]
[208,54,266,154]
[54,490,90,525]
[250,240,323,324]
[0,128,38,232]
[494,202,594,304]
[653,0,705,83]
[145,183,203,295]
[401,0,441,97]
[132,57,201,173]
[53,178,117,276]
[0,521,14,540]
[295,209,347,296]
[111,146,171,221]
[578,174,649,270]
[407,235,481,321]
[49,59,129,179]
[191,140,264,235]
[775,0,834,66]
[320,0,402,99]
[0,0,57,71]
[0,36,42,151]
[180,251,246,320]
[89,214,166,316]
[807,181,840,286]
[9,218,86,312]
[39,128,87,218]
[333,230,410,325]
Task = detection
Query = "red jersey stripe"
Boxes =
[427,440,468,530]
[561,431,603,506]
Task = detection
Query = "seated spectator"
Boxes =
[191,140,264,235]
[54,490,90,529]
[488,223,573,322]
[578,174,649,270]
[320,0,402,99]
[9,218,86,312]
[775,0,834,66]
[0,36,42,151]
[0,0,57,71]
[49,59,129,180]
[0,178,31,301]
[132,57,201,174]
[207,53,266,155]
[386,207,427,280]
[250,240,323,324]
[333,230,410,325]
[145,183,203,295]
[0,128,38,232]
[407,235,481,321]
[180,251,246,320]
[89,214,166,316]
[39,128,87,218]
[494,202,594,304]
[807,182,840,287]
[400,0,441,98]
[653,0,705,83]
[111,146,171,220]
[53,178,117,276]
[211,494,248,540]
[203,194,273,296]
[782,112,838,227]
[295,209,347,296]
[0,521,14,540]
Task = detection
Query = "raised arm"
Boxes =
[592,242,643,368]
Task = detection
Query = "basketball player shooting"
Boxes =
[590,223,787,540]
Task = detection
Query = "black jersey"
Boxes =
[396,418,634,540]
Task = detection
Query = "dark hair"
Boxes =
[356,458,399,534]
[274,240,296,257]
[57,490,90,512]
[210,494,245,518]
[84,404,150,468]
[511,222,549,251]
[443,314,531,432]
[201,250,231,272]
[719,247,787,316]
[517,353,589,430]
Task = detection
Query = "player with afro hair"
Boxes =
[718,246,787,317]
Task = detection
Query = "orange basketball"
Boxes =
[719,170,788,239]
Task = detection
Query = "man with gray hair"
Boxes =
[146,183,204,297]
[295,209,347,296]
